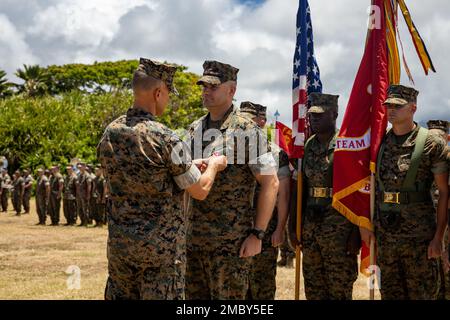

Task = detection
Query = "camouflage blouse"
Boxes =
[187,106,277,253]
[97,107,201,267]
[375,124,448,239]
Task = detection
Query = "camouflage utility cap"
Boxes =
[240,101,267,118]
[308,93,339,113]
[137,57,178,94]
[427,120,449,133]
[197,60,239,85]
[384,84,419,106]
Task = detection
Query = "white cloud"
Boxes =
[1,0,449,124]
[27,0,147,47]
[0,14,38,80]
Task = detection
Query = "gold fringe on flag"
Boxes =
[385,0,401,84]
[397,0,436,75]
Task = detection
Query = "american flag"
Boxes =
[292,0,322,159]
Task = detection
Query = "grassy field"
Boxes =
[0,198,380,300]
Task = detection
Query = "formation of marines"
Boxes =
[95,57,448,300]
[0,163,108,227]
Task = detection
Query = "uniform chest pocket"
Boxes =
[304,158,328,181]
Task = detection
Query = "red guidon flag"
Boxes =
[275,121,294,157]
[332,0,390,275]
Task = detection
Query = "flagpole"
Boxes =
[295,159,303,300]
[292,0,321,300]
[369,172,376,300]
[274,110,280,123]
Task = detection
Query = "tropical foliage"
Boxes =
[0,69,13,98]
[15,64,50,97]
[0,62,206,173]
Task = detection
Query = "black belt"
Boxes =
[381,191,431,205]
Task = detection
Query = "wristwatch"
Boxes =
[249,228,265,240]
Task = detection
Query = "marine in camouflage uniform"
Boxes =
[98,58,225,300]
[11,174,16,212]
[87,165,96,225]
[1,169,11,212]
[22,170,34,214]
[63,166,78,225]
[292,93,358,300]
[12,171,24,215]
[75,164,83,225]
[427,120,450,300]
[77,163,92,227]
[185,61,279,300]
[35,168,50,225]
[92,166,107,227]
[49,165,64,225]
[375,85,449,300]
[240,102,292,300]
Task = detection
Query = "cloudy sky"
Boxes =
[1,0,449,125]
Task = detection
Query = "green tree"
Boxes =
[15,64,50,97]
[0,64,206,173]
[45,60,139,94]
[0,69,13,98]
[159,67,206,131]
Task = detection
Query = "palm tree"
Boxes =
[0,69,13,98]
[15,64,50,97]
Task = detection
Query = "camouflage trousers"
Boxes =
[35,196,47,224]
[439,229,450,300]
[63,199,77,225]
[444,271,450,300]
[247,244,278,300]
[78,198,90,226]
[444,264,450,300]
[90,198,105,225]
[1,189,8,211]
[76,198,82,223]
[12,192,22,214]
[302,217,358,300]
[23,190,31,213]
[438,258,450,300]
[105,198,112,224]
[105,253,184,300]
[186,250,251,300]
[89,198,95,224]
[376,235,440,300]
[48,195,61,225]
[438,228,450,300]
[93,203,106,225]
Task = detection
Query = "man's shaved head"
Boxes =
[132,70,164,93]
